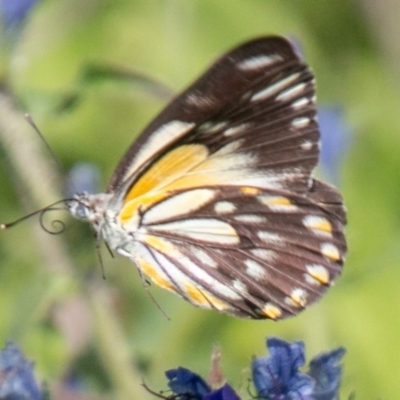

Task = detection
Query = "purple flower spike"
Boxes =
[0,342,43,400]
[0,0,39,30]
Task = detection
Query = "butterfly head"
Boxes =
[67,192,113,227]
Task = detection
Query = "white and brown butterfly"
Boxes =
[68,36,346,320]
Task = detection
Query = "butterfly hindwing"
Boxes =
[128,179,345,320]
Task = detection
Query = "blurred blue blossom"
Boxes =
[0,0,39,31]
[67,162,101,197]
[156,337,346,400]
[252,337,346,400]
[308,347,346,400]
[163,367,241,399]
[288,38,352,186]
[203,384,240,400]
[318,106,352,185]
[252,338,314,399]
[0,342,43,400]
[166,367,212,399]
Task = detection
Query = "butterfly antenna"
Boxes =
[1,199,70,232]
[24,114,65,175]
[25,113,80,195]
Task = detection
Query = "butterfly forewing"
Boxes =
[80,36,346,320]
[107,37,319,199]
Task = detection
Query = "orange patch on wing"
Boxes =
[185,283,211,307]
[161,153,253,192]
[264,196,292,206]
[240,186,262,195]
[124,144,209,202]
[137,258,176,292]
[184,283,229,311]
[260,303,282,320]
[307,266,330,285]
[321,244,340,261]
[119,192,169,224]
[141,235,181,257]
[304,216,333,235]
[315,219,332,234]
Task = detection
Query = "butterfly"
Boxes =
[68,36,347,320]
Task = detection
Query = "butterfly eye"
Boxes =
[67,197,90,220]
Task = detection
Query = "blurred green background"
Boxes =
[1,0,400,399]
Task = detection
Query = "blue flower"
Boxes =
[157,338,346,400]
[166,367,211,399]
[252,338,314,400]
[251,338,346,400]
[165,367,241,400]
[318,106,352,185]
[0,0,39,30]
[203,384,240,400]
[0,342,43,400]
[67,162,101,197]
[308,347,346,400]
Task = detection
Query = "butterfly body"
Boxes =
[68,37,346,319]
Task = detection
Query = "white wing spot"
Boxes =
[250,73,301,102]
[245,259,267,279]
[143,189,216,225]
[223,123,251,137]
[214,201,237,214]
[306,264,330,284]
[257,231,284,244]
[237,54,283,70]
[304,273,321,286]
[234,214,266,223]
[321,243,341,261]
[185,93,216,108]
[198,121,228,134]
[301,140,313,151]
[191,247,218,268]
[292,117,311,128]
[261,303,282,319]
[232,279,247,293]
[289,288,308,307]
[276,83,307,102]
[303,215,333,237]
[250,248,276,262]
[212,139,243,156]
[292,97,310,110]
